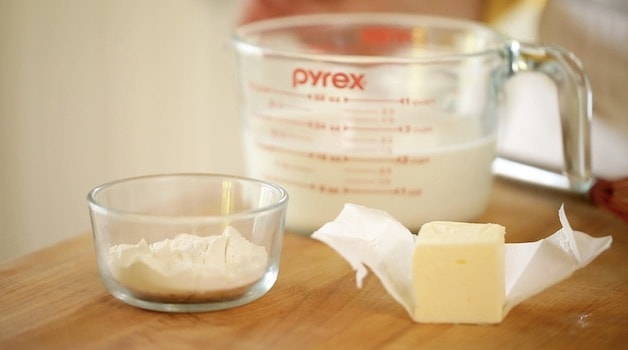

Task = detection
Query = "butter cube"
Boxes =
[412,221,506,324]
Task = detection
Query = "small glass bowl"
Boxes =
[87,173,288,312]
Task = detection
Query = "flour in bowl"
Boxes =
[107,226,268,302]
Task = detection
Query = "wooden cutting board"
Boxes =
[1,179,627,349]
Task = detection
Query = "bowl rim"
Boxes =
[232,12,507,64]
[86,173,289,222]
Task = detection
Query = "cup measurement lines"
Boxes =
[264,173,423,196]
[249,82,437,106]
[256,142,430,165]
[253,112,434,134]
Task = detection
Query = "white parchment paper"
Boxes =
[311,204,613,320]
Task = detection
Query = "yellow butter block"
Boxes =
[412,221,506,324]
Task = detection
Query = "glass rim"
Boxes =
[86,173,289,222]
[232,12,508,64]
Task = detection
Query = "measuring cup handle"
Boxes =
[495,40,594,194]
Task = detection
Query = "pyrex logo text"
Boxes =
[292,68,366,90]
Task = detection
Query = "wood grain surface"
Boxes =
[1,179,627,349]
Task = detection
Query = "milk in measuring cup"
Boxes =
[244,109,496,233]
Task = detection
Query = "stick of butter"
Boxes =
[412,221,506,324]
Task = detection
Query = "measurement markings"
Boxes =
[342,187,422,195]
[345,97,402,103]
[343,136,380,143]
[343,108,380,115]
[255,143,309,158]
[339,125,433,133]
[253,113,312,128]
[265,174,423,196]
[343,178,392,185]
[344,167,392,174]
[345,155,430,164]
[341,147,383,153]
[250,81,437,107]
[255,118,425,133]
[255,142,429,165]
[344,96,437,106]
[268,100,310,110]
[265,175,316,190]
[342,116,382,123]
[275,161,314,173]
[343,125,407,133]
[249,82,307,98]
[270,128,312,142]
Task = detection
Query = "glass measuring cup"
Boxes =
[232,13,591,233]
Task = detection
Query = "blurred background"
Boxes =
[1,0,626,262]
[0,0,243,262]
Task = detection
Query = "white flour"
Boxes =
[107,226,268,300]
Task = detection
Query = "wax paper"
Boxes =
[311,204,613,320]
